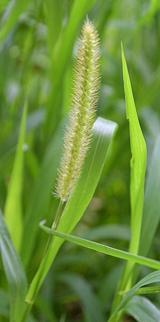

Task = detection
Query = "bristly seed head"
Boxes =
[56,20,100,202]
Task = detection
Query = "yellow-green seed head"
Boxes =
[56,20,100,201]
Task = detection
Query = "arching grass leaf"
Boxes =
[0,211,27,322]
[26,117,117,304]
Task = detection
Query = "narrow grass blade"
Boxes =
[125,296,160,322]
[109,270,160,322]
[0,0,31,43]
[4,103,27,251]
[26,117,117,304]
[122,45,147,256]
[0,290,8,319]
[120,45,147,289]
[46,0,96,137]
[136,285,160,295]
[58,274,105,322]
[39,224,160,271]
[43,0,62,54]
[83,224,130,241]
[0,211,27,322]
[110,46,147,318]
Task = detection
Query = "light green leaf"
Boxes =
[121,45,147,255]
[4,103,27,251]
[109,270,160,321]
[111,45,147,317]
[22,121,64,266]
[125,296,160,322]
[119,45,147,291]
[39,225,160,271]
[43,0,62,54]
[26,117,117,304]
[0,211,27,322]
[46,0,96,136]
[0,0,31,43]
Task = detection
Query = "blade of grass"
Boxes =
[136,286,160,295]
[0,211,27,322]
[39,224,160,271]
[0,290,8,319]
[43,0,62,55]
[4,103,27,251]
[45,0,96,138]
[0,0,31,43]
[25,117,117,306]
[120,45,147,289]
[58,273,105,322]
[83,224,130,241]
[21,121,64,266]
[110,45,147,319]
[125,296,160,322]
[109,270,160,322]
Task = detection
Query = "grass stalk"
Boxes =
[22,201,64,321]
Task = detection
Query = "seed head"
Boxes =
[56,20,100,201]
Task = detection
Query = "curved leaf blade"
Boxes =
[26,117,117,303]
[39,225,160,271]
[121,45,147,255]
[109,270,160,321]
[0,211,27,322]
[4,104,27,251]
[125,296,160,322]
[58,274,105,322]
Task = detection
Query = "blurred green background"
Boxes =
[0,0,160,321]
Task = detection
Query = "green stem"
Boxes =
[110,214,143,320]
[22,201,64,322]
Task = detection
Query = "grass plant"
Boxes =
[0,1,160,322]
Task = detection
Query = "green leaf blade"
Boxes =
[4,103,27,251]
[121,46,147,253]
[0,211,27,322]
[109,270,160,322]
[118,46,147,294]
[26,117,117,304]
[125,296,160,322]
[39,225,160,271]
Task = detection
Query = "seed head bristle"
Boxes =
[55,20,100,202]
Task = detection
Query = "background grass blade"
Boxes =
[21,122,64,266]
[58,273,105,322]
[26,117,117,304]
[45,0,96,137]
[125,296,160,322]
[83,224,130,241]
[0,211,27,322]
[0,0,31,43]
[0,290,8,319]
[4,103,27,251]
[43,0,62,55]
